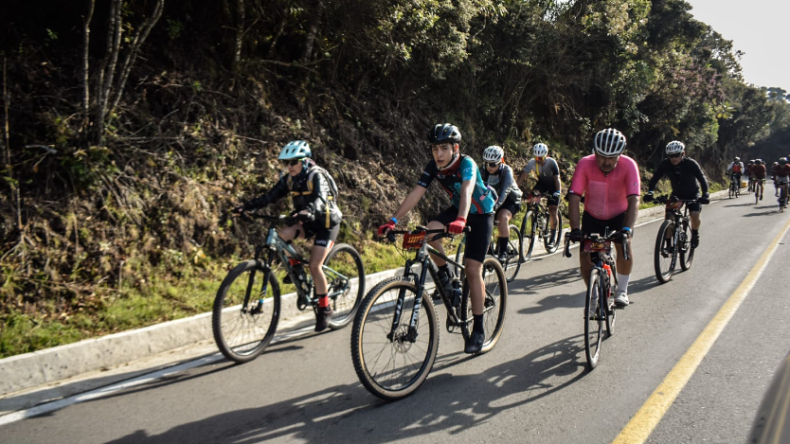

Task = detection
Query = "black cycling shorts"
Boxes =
[534,183,560,206]
[497,199,521,219]
[290,220,340,248]
[433,207,493,263]
[582,211,626,236]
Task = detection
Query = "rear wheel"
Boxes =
[584,269,603,370]
[351,278,440,400]
[543,209,563,254]
[504,225,522,282]
[461,257,508,354]
[212,261,280,363]
[324,243,366,329]
[519,210,536,262]
[654,220,677,284]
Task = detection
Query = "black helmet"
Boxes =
[428,123,462,145]
[780,158,788,165]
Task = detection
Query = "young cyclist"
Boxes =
[378,123,496,354]
[518,143,562,245]
[643,141,710,248]
[567,128,640,307]
[480,145,523,264]
[752,159,767,201]
[233,140,342,332]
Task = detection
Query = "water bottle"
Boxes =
[602,264,612,298]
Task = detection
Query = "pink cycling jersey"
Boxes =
[569,154,641,220]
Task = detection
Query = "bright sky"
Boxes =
[684,0,790,93]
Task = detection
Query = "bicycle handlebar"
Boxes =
[563,231,630,261]
[384,226,471,243]
[654,195,699,205]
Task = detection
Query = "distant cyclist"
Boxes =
[377,123,496,354]
[775,158,790,208]
[772,161,781,197]
[727,157,744,188]
[518,143,562,245]
[567,129,640,307]
[480,145,523,264]
[233,141,342,332]
[752,159,767,201]
[746,160,755,192]
[644,141,710,248]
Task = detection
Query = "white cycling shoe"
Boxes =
[614,290,629,307]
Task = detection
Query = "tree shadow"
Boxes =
[103,335,590,444]
[517,293,582,315]
[509,267,581,295]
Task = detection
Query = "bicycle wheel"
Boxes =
[679,220,694,271]
[653,220,677,284]
[756,185,760,204]
[460,257,507,354]
[212,260,280,363]
[584,269,603,370]
[520,210,536,261]
[606,260,617,337]
[543,209,563,254]
[504,225,522,282]
[324,243,366,329]
[351,278,440,401]
[729,183,734,199]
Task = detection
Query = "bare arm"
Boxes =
[624,195,640,229]
[569,194,582,230]
[456,179,474,219]
[554,174,562,195]
[392,186,428,221]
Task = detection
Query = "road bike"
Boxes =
[653,196,696,284]
[520,191,563,261]
[454,224,522,282]
[212,214,365,363]
[351,227,507,400]
[564,229,628,370]
[729,174,741,199]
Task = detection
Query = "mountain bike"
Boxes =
[351,227,507,400]
[729,174,741,199]
[564,229,628,370]
[520,191,563,261]
[212,214,365,363]
[653,196,696,284]
[454,224,522,282]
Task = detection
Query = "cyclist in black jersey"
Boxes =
[643,141,710,248]
[480,145,523,264]
[377,123,496,354]
[517,143,563,245]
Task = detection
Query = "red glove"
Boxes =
[377,220,396,237]
[447,217,467,235]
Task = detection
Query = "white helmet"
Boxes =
[482,145,504,163]
[533,143,548,157]
[278,140,312,160]
[666,141,685,155]
[593,128,627,157]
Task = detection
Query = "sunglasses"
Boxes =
[668,153,683,159]
[486,162,500,168]
[280,158,303,166]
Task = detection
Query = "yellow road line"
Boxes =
[612,215,790,444]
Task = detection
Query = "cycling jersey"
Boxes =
[751,164,767,179]
[727,162,744,174]
[480,164,522,208]
[569,154,641,220]
[522,157,560,190]
[647,157,709,199]
[417,154,496,215]
[775,165,790,184]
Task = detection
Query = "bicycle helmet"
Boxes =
[780,158,788,165]
[748,159,755,165]
[533,143,548,157]
[755,159,762,165]
[593,128,627,157]
[773,161,779,166]
[482,145,504,163]
[665,141,685,155]
[278,140,312,159]
[427,123,462,145]
[734,156,741,162]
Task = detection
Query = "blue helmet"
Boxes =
[279,141,312,160]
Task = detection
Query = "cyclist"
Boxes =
[752,159,767,201]
[643,141,710,249]
[772,161,781,197]
[480,145,523,264]
[746,160,755,192]
[727,157,744,189]
[518,143,562,245]
[775,158,790,208]
[233,140,342,332]
[377,123,496,354]
[567,128,639,307]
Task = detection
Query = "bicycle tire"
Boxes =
[679,219,694,271]
[520,210,536,262]
[460,257,507,354]
[351,277,440,401]
[606,258,617,337]
[654,220,676,284]
[543,209,563,254]
[324,243,366,329]
[212,260,280,363]
[585,269,603,370]
[504,225,522,282]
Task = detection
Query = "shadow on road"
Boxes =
[103,335,589,444]
[510,267,581,295]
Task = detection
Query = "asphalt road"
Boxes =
[3,195,790,444]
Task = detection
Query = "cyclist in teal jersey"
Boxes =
[378,123,496,354]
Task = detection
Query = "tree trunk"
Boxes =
[3,57,21,231]
[82,0,95,138]
[94,0,122,145]
[233,0,245,71]
[301,2,324,65]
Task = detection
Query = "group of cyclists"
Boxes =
[728,156,790,206]
[231,122,726,355]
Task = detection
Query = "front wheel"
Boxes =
[461,257,508,354]
[584,269,603,370]
[654,220,677,284]
[520,210,536,262]
[351,278,440,401]
[212,260,280,363]
[504,225,522,282]
[323,243,366,329]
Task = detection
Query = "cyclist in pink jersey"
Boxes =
[567,128,640,307]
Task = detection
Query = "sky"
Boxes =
[684,0,790,93]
